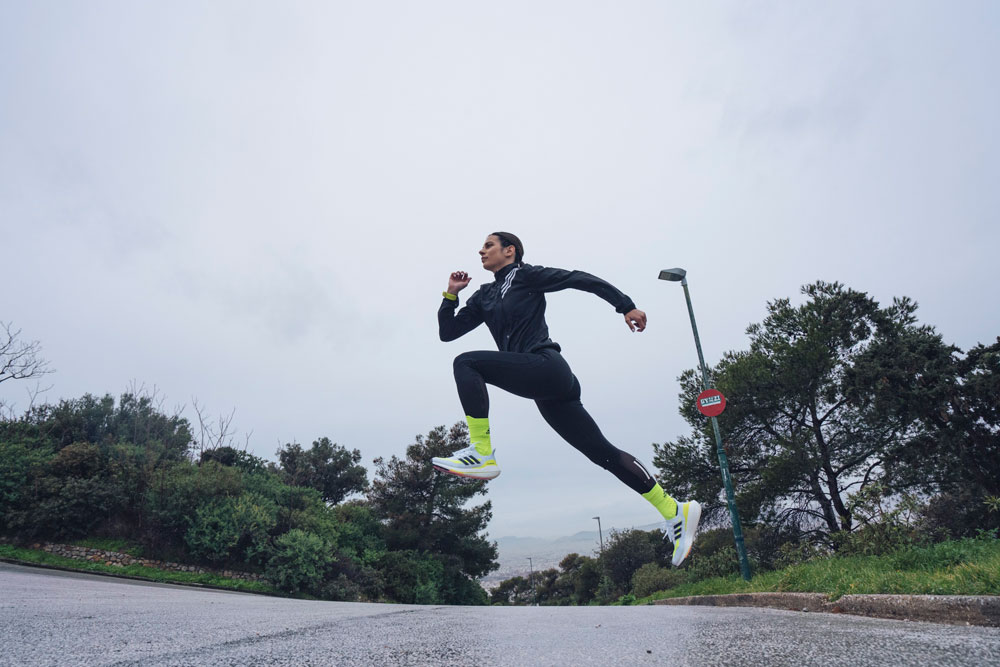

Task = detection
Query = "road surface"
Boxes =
[2,563,998,666]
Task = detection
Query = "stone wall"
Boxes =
[32,542,268,583]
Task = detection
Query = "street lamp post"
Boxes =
[527,557,536,605]
[592,516,604,555]
[658,267,752,581]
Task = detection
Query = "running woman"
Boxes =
[433,232,700,566]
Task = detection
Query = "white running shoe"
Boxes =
[665,500,701,567]
[431,446,501,480]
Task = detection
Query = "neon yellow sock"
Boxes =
[643,483,678,520]
[466,416,492,456]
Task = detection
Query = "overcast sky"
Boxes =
[2,2,998,539]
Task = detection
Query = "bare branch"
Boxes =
[0,321,54,385]
[26,381,53,411]
[190,398,244,454]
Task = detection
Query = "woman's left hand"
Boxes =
[624,309,647,332]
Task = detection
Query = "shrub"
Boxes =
[684,546,741,582]
[9,442,123,540]
[265,529,333,594]
[437,564,489,606]
[144,462,244,547]
[599,529,660,590]
[631,562,685,598]
[375,550,444,604]
[185,492,278,566]
[0,442,45,535]
[915,491,1000,541]
[572,557,602,605]
[320,573,362,601]
[835,485,928,557]
[741,523,806,572]
[775,540,827,569]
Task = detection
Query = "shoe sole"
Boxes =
[432,464,501,480]
[672,501,702,567]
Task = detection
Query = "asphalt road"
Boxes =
[2,563,999,666]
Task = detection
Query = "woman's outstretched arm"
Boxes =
[438,271,484,341]
[522,265,647,332]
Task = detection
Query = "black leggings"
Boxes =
[452,348,656,494]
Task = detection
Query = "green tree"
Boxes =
[654,281,954,540]
[0,393,193,544]
[864,336,1000,536]
[275,437,368,504]
[14,393,192,457]
[888,338,1000,500]
[12,442,122,539]
[490,554,603,606]
[201,446,269,475]
[531,568,561,605]
[489,575,533,605]
[368,422,498,604]
[559,553,602,605]
[598,528,668,595]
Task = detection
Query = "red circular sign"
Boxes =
[697,389,726,417]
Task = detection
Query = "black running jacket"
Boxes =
[438,263,636,354]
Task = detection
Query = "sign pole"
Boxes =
[681,280,753,582]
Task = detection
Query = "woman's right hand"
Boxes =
[447,271,472,295]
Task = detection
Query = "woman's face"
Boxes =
[479,235,516,272]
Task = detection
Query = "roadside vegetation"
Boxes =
[0,543,278,595]
[636,533,1000,603]
[490,282,999,606]
[2,281,997,606]
[488,525,1000,606]
[0,383,498,604]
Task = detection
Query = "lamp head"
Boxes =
[658,268,687,283]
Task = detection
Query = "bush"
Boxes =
[835,485,929,557]
[573,557,602,605]
[599,529,662,590]
[265,529,333,594]
[775,540,828,569]
[631,562,685,598]
[915,491,1000,541]
[144,462,244,548]
[376,550,444,604]
[684,546,741,582]
[741,523,806,572]
[8,442,123,540]
[595,574,622,604]
[438,565,489,606]
[0,442,45,532]
[320,573,363,601]
[185,492,278,566]
[489,575,531,605]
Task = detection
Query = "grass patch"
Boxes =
[0,544,279,595]
[633,536,1000,605]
